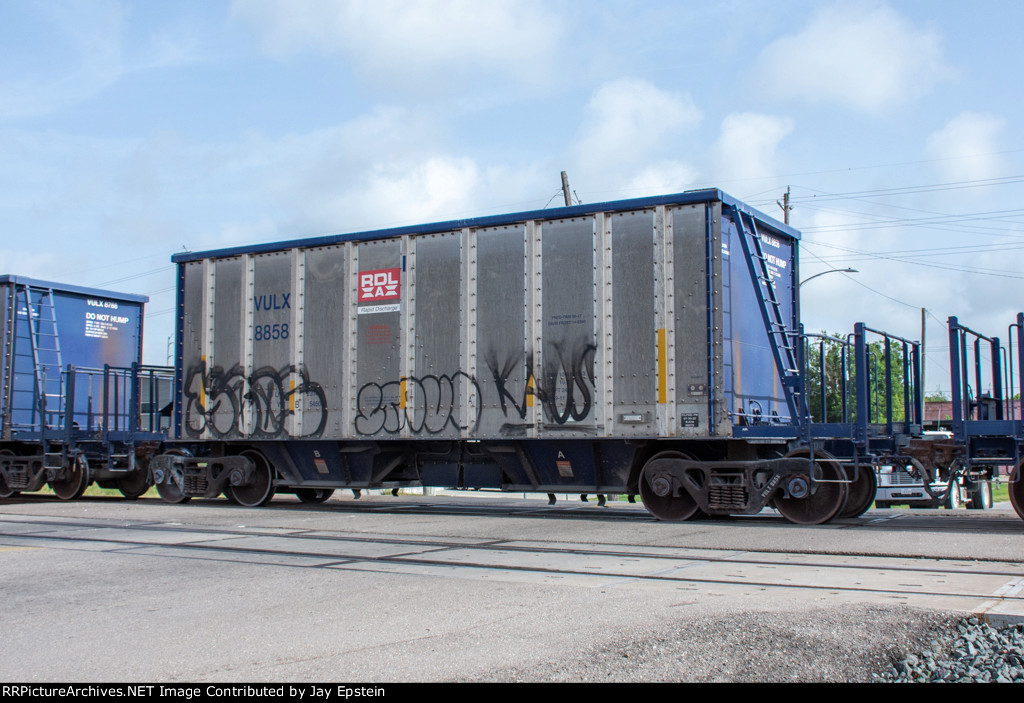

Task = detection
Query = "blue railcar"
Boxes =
[0,275,172,499]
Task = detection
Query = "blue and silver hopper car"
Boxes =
[0,275,172,499]
[152,188,871,524]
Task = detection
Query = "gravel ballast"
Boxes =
[882,616,1024,683]
[475,606,1021,683]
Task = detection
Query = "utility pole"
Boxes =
[560,171,573,207]
[777,186,792,225]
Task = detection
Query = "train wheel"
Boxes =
[839,463,877,519]
[227,449,276,507]
[155,452,191,504]
[639,451,701,521]
[50,455,90,500]
[775,450,848,525]
[0,449,19,498]
[1009,461,1024,520]
[296,488,334,503]
[0,475,17,498]
[117,470,151,500]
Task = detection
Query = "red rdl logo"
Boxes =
[358,268,401,302]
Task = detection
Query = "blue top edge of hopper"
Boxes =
[172,188,798,264]
[0,275,150,304]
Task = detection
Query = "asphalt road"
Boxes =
[1,492,1021,682]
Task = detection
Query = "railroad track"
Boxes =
[2,511,1023,612]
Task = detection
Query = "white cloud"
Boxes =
[709,113,792,182]
[351,158,480,224]
[223,108,489,233]
[573,78,701,189]
[624,162,700,198]
[231,0,563,92]
[924,112,1007,182]
[754,2,952,112]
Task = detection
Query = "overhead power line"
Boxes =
[800,246,921,310]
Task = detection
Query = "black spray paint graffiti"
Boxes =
[355,372,482,436]
[183,361,328,439]
[183,362,245,438]
[536,341,597,425]
[248,365,328,438]
[356,340,598,437]
[486,350,532,421]
[360,339,598,437]
[483,339,598,432]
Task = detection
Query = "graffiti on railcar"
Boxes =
[182,361,327,438]
[248,365,328,438]
[486,350,533,421]
[354,372,482,436]
[354,340,597,437]
[484,339,598,433]
[537,340,597,426]
[183,362,246,438]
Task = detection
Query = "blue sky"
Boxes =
[2,0,1023,397]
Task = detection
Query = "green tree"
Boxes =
[804,333,912,424]
[924,388,949,403]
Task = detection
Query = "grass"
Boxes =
[35,484,158,499]
[993,480,1010,504]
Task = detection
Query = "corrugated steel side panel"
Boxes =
[672,203,717,436]
[303,246,348,438]
[476,224,529,436]
[175,194,797,443]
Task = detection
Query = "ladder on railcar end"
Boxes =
[16,286,65,434]
[731,206,804,426]
[2,286,16,440]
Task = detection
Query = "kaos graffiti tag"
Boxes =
[485,341,597,431]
